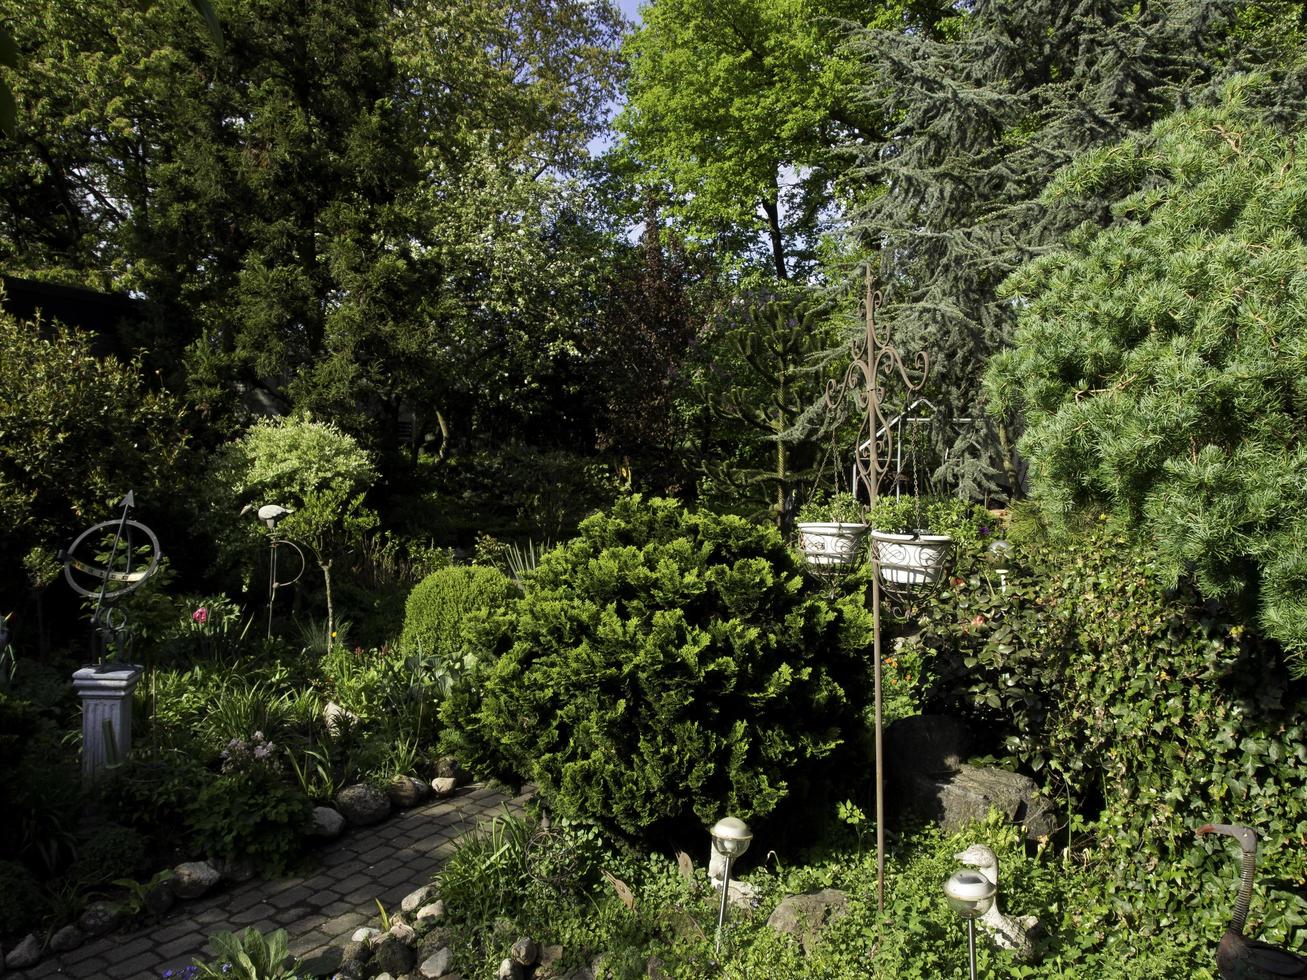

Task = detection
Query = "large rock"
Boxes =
[416,900,445,923]
[434,756,466,785]
[510,937,538,966]
[5,934,41,970]
[884,715,1054,841]
[387,774,430,809]
[335,784,392,827]
[371,935,416,976]
[78,900,125,936]
[311,806,347,838]
[402,884,436,915]
[420,947,454,978]
[497,959,525,980]
[143,876,176,917]
[49,924,84,953]
[766,889,849,954]
[173,860,222,899]
[430,777,457,798]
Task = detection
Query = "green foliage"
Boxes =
[905,520,1307,952]
[194,927,301,980]
[842,0,1259,501]
[618,0,934,278]
[445,495,875,844]
[400,565,514,662]
[687,290,837,526]
[187,763,312,876]
[0,305,188,600]
[0,859,43,935]
[67,823,147,888]
[795,492,865,525]
[986,77,1307,669]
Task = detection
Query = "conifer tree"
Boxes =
[985,73,1307,670]
[840,0,1274,501]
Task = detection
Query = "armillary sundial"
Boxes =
[60,491,161,665]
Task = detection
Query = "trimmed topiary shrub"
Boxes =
[443,496,874,845]
[400,565,515,662]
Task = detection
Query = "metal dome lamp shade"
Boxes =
[946,869,997,979]
[710,817,753,953]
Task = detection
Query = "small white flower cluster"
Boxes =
[219,730,278,772]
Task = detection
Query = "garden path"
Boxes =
[14,783,528,980]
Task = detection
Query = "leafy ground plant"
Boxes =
[191,927,301,980]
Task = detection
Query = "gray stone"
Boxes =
[419,947,453,978]
[351,927,383,944]
[388,922,416,944]
[416,900,445,923]
[214,857,256,882]
[434,756,465,784]
[173,860,222,899]
[497,958,525,980]
[325,700,360,735]
[144,876,176,917]
[311,806,347,838]
[340,940,372,964]
[78,900,125,936]
[335,784,392,827]
[388,775,430,808]
[372,935,417,976]
[402,884,436,914]
[4,934,41,970]
[909,763,1056,842]
[335,958,368,980]
[646,956,668,979]
[767,888,850,954]
[510,937,538,966]
[375,974,394,980]
[299,948,344,977]
[49,924,83,953]
[429,777,457,798]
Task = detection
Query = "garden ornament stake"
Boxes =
[60,491,161,666]
[241,503,305,638]
[1196,823,1307,979]
[954,843,1039,960]
[710,816,752,953]
[824,266,940,911]
[945,867,997,980]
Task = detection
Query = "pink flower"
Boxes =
[192,607,209,624]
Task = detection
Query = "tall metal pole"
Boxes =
[826,267,930,914]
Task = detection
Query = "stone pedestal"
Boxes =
[72,664,143,781]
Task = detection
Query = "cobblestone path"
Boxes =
[14,783,527,979]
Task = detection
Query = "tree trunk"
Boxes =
[761,193,788,281]
[996,421,1023,501]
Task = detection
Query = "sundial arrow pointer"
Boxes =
[92,491,137,640]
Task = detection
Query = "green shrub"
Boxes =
[443,496,874,845]
[907,520,1307,949]
[0,859,43,934]
[399,565,514,662]
[186,750,312,874]
[68,824,148,887]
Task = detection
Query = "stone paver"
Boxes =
[12,783,526,979]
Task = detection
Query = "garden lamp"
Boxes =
[945,869,997,980]
[987,539,1013,593]
[710,816,752,953]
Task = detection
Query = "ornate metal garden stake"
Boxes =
[826,268,930,913]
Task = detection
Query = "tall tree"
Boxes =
[0,0,625,458]
[618,0,948,282]
[840,0,1281,501]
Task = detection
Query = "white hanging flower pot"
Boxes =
[870,529,952,589]
[796,522,869,568]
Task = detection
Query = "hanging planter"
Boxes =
[796,521,869,568]
[870,529,952,589]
